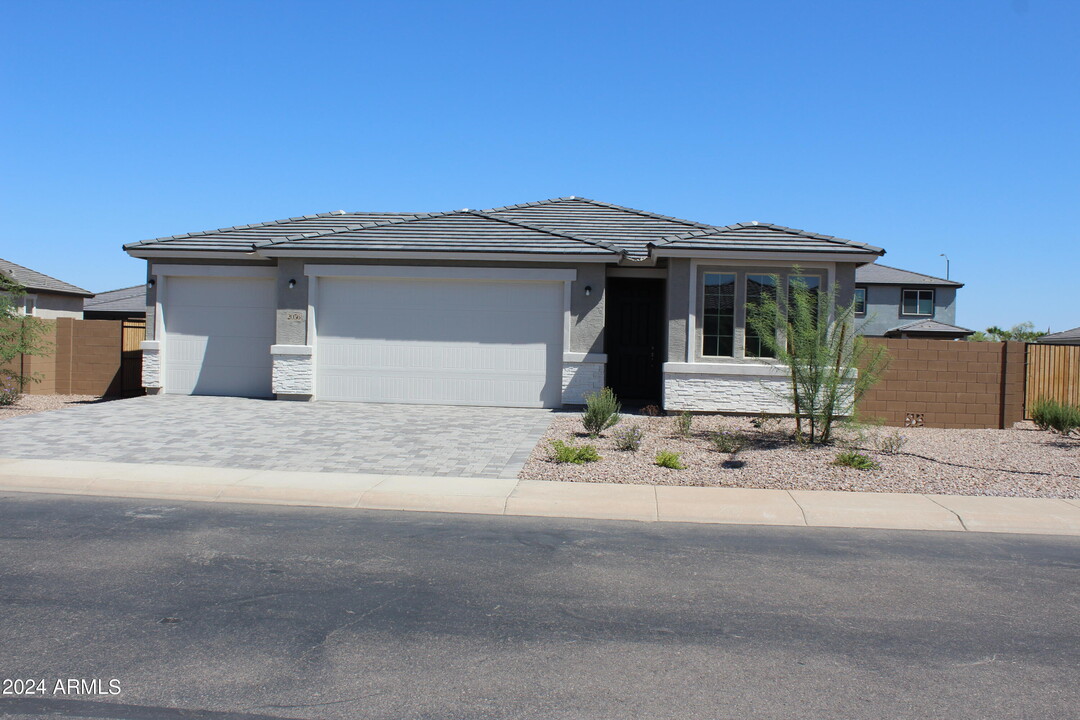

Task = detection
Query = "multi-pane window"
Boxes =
[854,287,866,315]
[702,272,736,357]
[789,275,822,325]
[902,289,934,316]
[744,274,777,358]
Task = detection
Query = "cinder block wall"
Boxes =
[7,319,125,397]
[858,339,1025,429]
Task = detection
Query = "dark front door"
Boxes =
[604,278,665,404]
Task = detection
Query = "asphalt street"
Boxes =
[0,493,1076,720]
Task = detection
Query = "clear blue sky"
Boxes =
[2,0,1077,332]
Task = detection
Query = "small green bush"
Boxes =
[0,375,19,407]
[655,450,685,469]
[875,429,907,455]
[674,411,693,438]
[582,387,621,437]
[612,423,644,452]
[833,450,879,471]
[550,440,601,464]
[711,430,746,455]
[1030,397,1080,436]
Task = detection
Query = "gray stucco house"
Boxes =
[853,263,972,339]
[0,257,92,319]
[124,197,885,412]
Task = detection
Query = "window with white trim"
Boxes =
[744,274,777,358]
[854,287,867,315]
[902,288,934,316]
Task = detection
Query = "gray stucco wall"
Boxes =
[665,259,691,363]
[32,293,84,319]
[858,284,958,336]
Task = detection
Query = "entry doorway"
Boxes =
[604,277,665,405]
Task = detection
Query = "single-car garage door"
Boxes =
[163,276,276,397]
[315,277,563,407]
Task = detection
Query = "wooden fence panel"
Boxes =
[1026,344,1080,415]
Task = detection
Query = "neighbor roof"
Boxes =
[884,319,974,337]
[83,285,147,314]
[124,197,885,261]
[1038,326,1080,345]
[0,257,93,297]
[856,263,962,287]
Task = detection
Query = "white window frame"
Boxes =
[901,288,935,317]
[853,287,867,316]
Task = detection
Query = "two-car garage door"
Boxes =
[315,277,564,408]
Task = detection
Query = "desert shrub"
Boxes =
[582,387,621,437]
[673,411,693,438]
[833,450,879,470]
[655,450,685,469]
[0,375,19,406]
[612,423,644,452]
[550,440,601,464]
[640,404,662,417]
[750,412,781,434]
[1030,397,1080,436]
[711,430,746,455]
[876,429,907,455]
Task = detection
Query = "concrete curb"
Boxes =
[0,457,1078,536]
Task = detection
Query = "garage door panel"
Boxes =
[316,277,563,407]
[163,276,276,397]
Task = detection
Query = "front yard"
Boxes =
[520,413,1080,499]
[0,394,110,420]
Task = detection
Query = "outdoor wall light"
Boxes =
[288,279,297,288]
[584,285,592,296]
[147,279,155,288]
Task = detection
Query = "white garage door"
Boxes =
[163,276,276,397]
[316,277,564,407]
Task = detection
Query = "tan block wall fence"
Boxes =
[3,318,144,397]
[858,339,1026,429]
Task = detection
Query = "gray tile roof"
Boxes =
[0,257,93,297]
[650,222,884,257]
[486,197,713,258]
[856,263,962,287]
[125,211,420,253]
[257,210,621,256]
[124,197,885,261]
[83,285,147,313]
[884,319,974,336]
[1038,326,1080,344]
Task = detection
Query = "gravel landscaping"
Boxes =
[521,413,1080,499]
[0,394,112,420]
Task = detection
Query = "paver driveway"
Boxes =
[2,396,553,478]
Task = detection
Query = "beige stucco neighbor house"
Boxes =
[0,257,93,319]
[124,197,886,412]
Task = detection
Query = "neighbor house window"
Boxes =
[24,296,36,316]
[902,289,934,316]
[854,287,867,315]
[744,274,777,358]
[702,272,736,357]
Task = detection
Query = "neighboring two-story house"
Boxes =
[853,263,972,339]
[0,257,92,319]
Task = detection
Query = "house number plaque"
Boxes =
[285,311,304,323]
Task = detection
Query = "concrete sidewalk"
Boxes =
[1,456,1078,536]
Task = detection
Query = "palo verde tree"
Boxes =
[746,270,890,445]
[0,273,54,395]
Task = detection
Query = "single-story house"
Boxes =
[83,285,148,320]
[124,197,885,412]
[1037,326,1080,345]
[853,263,973,339]
[0,257,93,319]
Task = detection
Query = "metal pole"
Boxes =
[939,253,950,280]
